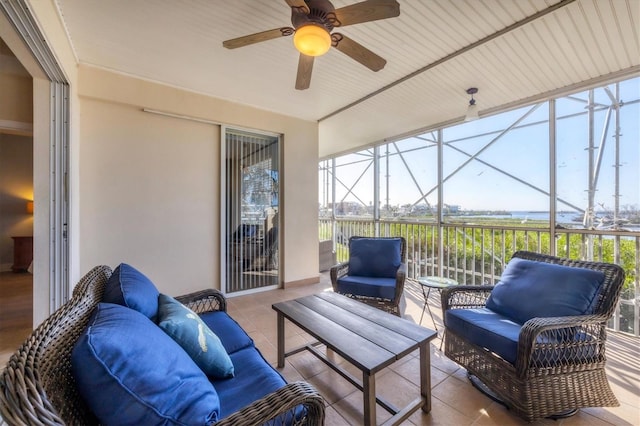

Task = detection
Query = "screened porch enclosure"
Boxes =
[224,129,280,294]
[319,76,640,336]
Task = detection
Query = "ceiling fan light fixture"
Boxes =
[293,24,331,57]
[465,87,479,122]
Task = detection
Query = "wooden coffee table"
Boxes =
[272,292,437,425]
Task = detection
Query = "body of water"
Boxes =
[462,211,640,231]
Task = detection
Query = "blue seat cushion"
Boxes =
[446,308,521,365]
[349,238,402,278]
[447,308,598,366]
[158,294,234,379]
[212,346,288,419]
[337,275,397,300]
[71,303,220,425]
[200,311,254,354]
[103,263,160,321]
[486,258,605,324]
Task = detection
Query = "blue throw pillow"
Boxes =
[486,258,605,324]
[348,238,402,278]
[158,294,235,379]
[71,303,220,425]
[103,263,160,321]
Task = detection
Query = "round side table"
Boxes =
[417,276,458,330]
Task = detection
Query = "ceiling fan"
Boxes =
[222,0,400,90]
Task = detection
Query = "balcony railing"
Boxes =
[320,218,640,336]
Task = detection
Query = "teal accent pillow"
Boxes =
[103,263,160,321]
[71,303,220,425]
[158,294,235,379]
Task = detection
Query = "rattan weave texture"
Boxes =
[441,251,625,422]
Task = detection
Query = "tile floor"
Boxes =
[226,273,640,425]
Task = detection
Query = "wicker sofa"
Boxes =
[0,264,325,425]
[441,251,625,422]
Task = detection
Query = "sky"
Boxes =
[321,76,640,213]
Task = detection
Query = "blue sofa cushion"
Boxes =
[486,258,605,324]
[158,294,234,379]
[349,238,402,278]
[199,311,254,354]
[71,303,220,425]
[103,263,160,321]
[213,346,288,419]
[336,275,397,300]
[446,308,598,366]
[446,308,522,365]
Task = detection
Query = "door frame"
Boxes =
[220,125,282,296]
[1,0,70,316]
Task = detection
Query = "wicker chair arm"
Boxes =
[175,289,227,313]
[441,285,494,311]
[393,262,407,302]
[515,314,609,375]
[329,262,349,291]
[214,381,325,426]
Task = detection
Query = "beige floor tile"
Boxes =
[323,404,352,426]
[306,368,359,404]
[274,360,305,383]
[408,397,475,425]
[287,350,331,379]
[331,390,394,425]
[580,403,640,426]
[431,376,495,420]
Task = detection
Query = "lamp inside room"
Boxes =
[293,24,331,57]
[465,87,479,122]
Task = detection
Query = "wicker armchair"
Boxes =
[0,265,325,426]
[330,236,406,316]
[441,251,625,422]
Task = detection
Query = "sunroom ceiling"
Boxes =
[54,0,640,157]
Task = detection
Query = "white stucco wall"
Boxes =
[77,66,319,296]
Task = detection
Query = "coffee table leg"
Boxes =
[420,342,431,413]
[277,312,285,368]
[363,372,376,425]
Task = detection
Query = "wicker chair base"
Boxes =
[445,329,619,422]
[468,373,579,419]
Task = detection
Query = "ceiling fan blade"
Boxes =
[284,0,310,14]
[332,33,386,71]
[295,54,314,90]
[333,0,399,27]
[223,27,294,49]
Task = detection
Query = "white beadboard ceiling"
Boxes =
[54,0,640,157]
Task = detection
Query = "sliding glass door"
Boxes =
[223,128,280,294]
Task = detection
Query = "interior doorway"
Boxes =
[0,36,34,362]
[1,0,70,332]
[223,128,280,294]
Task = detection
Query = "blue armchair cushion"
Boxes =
[71,303,220,425]
[212,346,288,419]
[158,294,234,379]
[486,258,605,324]
[103,263,160,321]
[446,308,598,366]
[336,275,397,300]
[348,238,402,278]
[200,311,254,355]
[446,308,522,365]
